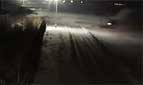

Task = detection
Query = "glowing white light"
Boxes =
[62,0,65,3]
[46,25,88,34]
[114,3,124,6]
[30,8,36,11]
[107,22,112,26]
[45,0,51,1]
[81,0,83,4]
[45,25,138,46]
[71,0,74,3]
[45,0,60,2]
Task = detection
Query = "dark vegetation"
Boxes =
[0,15,46,85]
[0,1,46,84]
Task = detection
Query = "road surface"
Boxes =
[31,10,142,84]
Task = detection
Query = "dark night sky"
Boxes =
[0,0,141,15]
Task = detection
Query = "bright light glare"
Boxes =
[46,25,88,34]
[45,25,115,39]
[62,0,65,3]
[71,0,74,3]
[114,3,124,6]
[107,22,112,26]
[45,0,51,1]
[45,25,138,45]
[81,0,83,4]
[45,0,60,2]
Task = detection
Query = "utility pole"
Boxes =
[22,0,24,5]
[55,0,58,26]
[55,0,58,14]
[21,0,25,6]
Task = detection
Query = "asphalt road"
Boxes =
[32,10,142,85]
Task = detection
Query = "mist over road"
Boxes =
[33,9,142,84]
[0,0,142,84]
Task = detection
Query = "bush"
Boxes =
[0,15,46,84]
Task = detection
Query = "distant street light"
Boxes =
[81,0,83,4]
[107,22,112,26]
[114,2,124,6]
[62,0,65,3]
[71,0,74,3]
